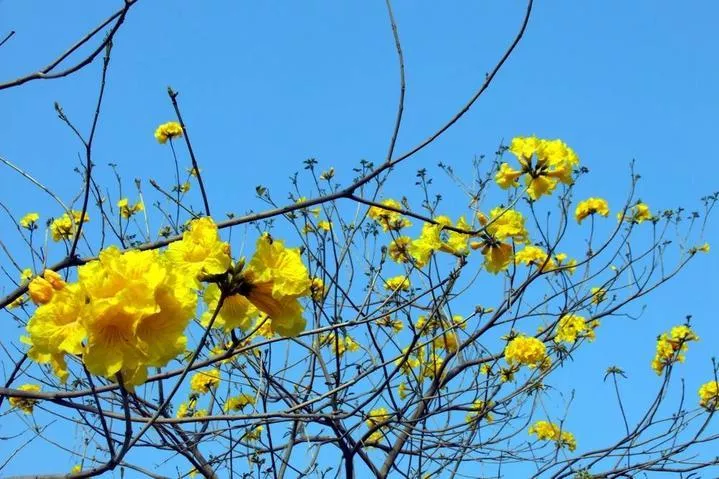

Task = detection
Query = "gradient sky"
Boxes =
[1,1,718,477]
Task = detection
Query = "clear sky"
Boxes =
[1,1,718,477]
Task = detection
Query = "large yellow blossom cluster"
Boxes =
[23,217,312,386]
[698,381,719,411]
[651,325,699,375]
[26,244,199,386]
[495,136,579,200]
[529,420,577,451]
[504,335,548,369]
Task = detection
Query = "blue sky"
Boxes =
[1,1,718,477]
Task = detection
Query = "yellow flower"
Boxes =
[201,283,258,332]
[20,268,33,285]
[480,364,492,375]
[368,199,411,231]
[651,325,699,375]
[317,220,332,232]
[384,275,410,292]
[78,247,197,385]
[236,234,311,337]
[224,393,256,412]
[619,202,653,224]
[7,295,28,309]
[497,136,579,200]
[529,420,576,451]
[485,208,529,243]
[377,316,404,334]
[420,351,444,380]
[179,182,191,193]
[28,270,66,305]
[154,121,183,144]
[176,397,199,418]
[698,381,719,411]
[575,197,609,223]
[514,245,552,268]
[309,277,327,302]
[433,330,459,353]
[554,315,596,344]
[495,162,523,188]
[504,335,548,368]
[480,242,513,274]
[20,212,39,229]
[366,407,391,428]
[398,382,409,400]
[9,384,41,414]
[25,284,87,382]
[409,216,471,267]
[388,236,412,263]
[321,333,360,356]
[166,217,231,281]
[117,198,144,219]
[498,366,517,382]
[50,210,89,241]
[71,465,82,473]
[465,400,494,424]
[243,425,263,442]
[698,243,710,253]
[395,347,420,375]
[190,369,221,394]
[590,287,607,305]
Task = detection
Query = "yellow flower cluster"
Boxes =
[224,393,256,412]
[471,207,529,273]
[384,275,410,291]
[20,212,39,229]
[465,400,494,424]
[320,333,360,356]
[554,315,599,344]
[50,210,89,242]
[529,420,576,451]
[154,121,183,144]
[117,198,144,219]
[230,234,312,337]
[514,246,576,274]
[651,325,699,375]
[309,277,327,302]
[377,316,404,334]
[368,199,411,231]
[8,384,41,414]
[28,270,66,305]
[243,425,263,442]
[504,335,548,369]
[575,197,609,223]
[395,347,421,375]
[25,218,231,386]
[189,368,221,394]
[619,202,653,224]
[590,287,607,305]
[365,407,391,443]
[407,216,471,267]
[698,381,719,411]
[495,136,579,200]
[176,397,207,418]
